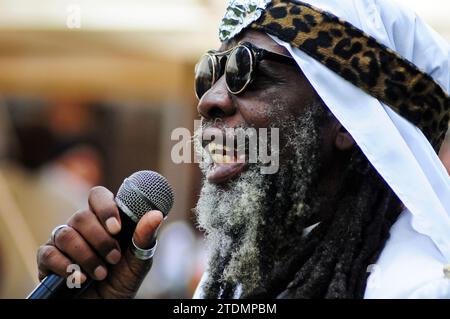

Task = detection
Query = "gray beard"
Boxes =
[195,104,326,298]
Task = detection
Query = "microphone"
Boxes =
[27,170,174,299]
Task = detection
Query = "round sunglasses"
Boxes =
[194,41,297,100]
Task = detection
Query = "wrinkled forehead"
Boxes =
[218,29,292,57]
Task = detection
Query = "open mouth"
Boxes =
[202,128,248,184]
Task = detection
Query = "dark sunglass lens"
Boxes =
[226,46,252,94]
[195,55,215,99]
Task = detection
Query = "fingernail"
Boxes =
[74,270,87,284]
[106,249,121,264]
[154,211,164,234]
[106,217,120,234]
[94,266,107,280]
[154,210,164,219]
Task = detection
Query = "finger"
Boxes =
[111,211,163,292]
[88,186,121,235]
[37,245,86,283]
[133,210,164,250]
[123,210,163,276]
[53,226,108,281]
[68,209,121,265]
[100,211,163,297]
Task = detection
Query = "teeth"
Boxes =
[206,142,238,164]
[208,142,233,155]
[211,154,233,164]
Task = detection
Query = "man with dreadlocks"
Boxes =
[36,0,449,299]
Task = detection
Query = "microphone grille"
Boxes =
[115,170,174,222]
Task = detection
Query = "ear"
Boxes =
[334,124,355,151]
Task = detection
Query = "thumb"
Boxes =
[126,210,163,276]
[99,210,163,298]
[133,210,164,250]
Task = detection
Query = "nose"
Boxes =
[197,76,236,120]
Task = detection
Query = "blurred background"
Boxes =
[0,0,448,298]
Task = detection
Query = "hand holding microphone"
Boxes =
[30,171,174,299]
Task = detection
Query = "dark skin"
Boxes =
[36,30,354,298]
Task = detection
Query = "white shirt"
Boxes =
[365,209,450,299]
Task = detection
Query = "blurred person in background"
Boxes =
[1,96,204,298]
[0,100,105,298]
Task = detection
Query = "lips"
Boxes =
[202,128,248,184]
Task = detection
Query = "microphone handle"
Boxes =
[27,208,137,299]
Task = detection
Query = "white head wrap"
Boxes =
[273,0,450,298]
[217,0,450,298]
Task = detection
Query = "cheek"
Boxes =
[237,90,292,128]
[236,79,319,129]
[238,97,294,157]
[238,102,273,128]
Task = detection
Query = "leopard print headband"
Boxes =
[221,0,450,151]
